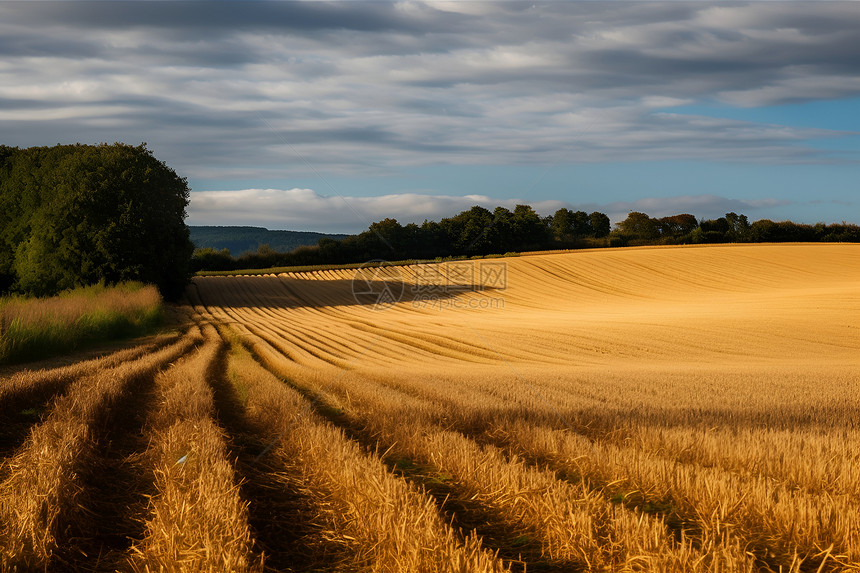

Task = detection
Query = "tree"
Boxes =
[724,212,751,242]
[0,143,193,299]
[551,208,573,241]
[190,247,233,272]
[699,217,730,243]
[570,210,592,238]
[749,219,777,243]
[616,211,659,241]
[443,206,495,255]
[511,204,551,248]
[589,211,611,238]
[552,209,600,241]
[656,214,698,239]
[488,207,517,252]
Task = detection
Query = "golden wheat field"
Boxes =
[1,243,858,572]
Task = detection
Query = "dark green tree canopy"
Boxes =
[0,143,193,299]
[617,211,659,241]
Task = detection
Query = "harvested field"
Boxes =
[1,244,858,571]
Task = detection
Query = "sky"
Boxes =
[1,1,859,233]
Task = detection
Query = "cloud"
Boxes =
[600,194,791,224]
[188,188,788,233]
[189,188,570,232]
[1,1,859,183]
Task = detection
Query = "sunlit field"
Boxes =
[1,244,858,572]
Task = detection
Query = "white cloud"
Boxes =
[189,188,570,231]
[188,188,788,232]
[602,194,791,224]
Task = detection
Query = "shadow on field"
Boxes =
[190,275,502,310]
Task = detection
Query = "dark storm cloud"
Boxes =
[0,1,470,36]
[2,0,860,182]
[0,33,102,59]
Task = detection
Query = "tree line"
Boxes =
[0,144,193,299]
[8,141,853,293]
[613,211,860,245]
[192,205,860,272]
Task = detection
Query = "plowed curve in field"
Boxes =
[188,244,860,571]
[194,244,860,367]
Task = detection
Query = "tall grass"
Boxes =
[0,282,162,365]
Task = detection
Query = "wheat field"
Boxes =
[1,243,858,572]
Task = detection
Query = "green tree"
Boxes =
[552,209,593,241]
[551,208,574,241]
[1,143,193,299]
[488,207,517,252]
[724,212,751,242]
[443,206,495,254]
[616,211,659,241]
[589,211,611,238]
[191,248,233,272]
[656,214,698,239]
[699,217,730,243]
[511,204,551,248]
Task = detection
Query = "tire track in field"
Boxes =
[0,327,202,571]
[338,364,859,571]
[72,327,237,572]
[58,360,164,572]
[126,323,262,573]
[299,361,858,572]
[0,334,179,460]
[218,331,511,573]
[234,331,584,573]
[236,325,762,571]
[204,330,332,572]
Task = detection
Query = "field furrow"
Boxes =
[128,323,260,572]
[221,327,510,573]
[235,326,756,572]
[0,327,202,570]
[290,363,859,570]
[4,244,857,572]
[0,332,181,459]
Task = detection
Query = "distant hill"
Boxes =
[189,226,349,255]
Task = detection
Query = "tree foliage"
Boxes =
[193,199,860,273]
[0,143,193,299]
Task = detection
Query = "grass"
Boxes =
[0,282,163,365]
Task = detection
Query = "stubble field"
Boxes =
[1,243,858,572]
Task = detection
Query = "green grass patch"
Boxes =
[0,282,163,365]
[511,534,532,548]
